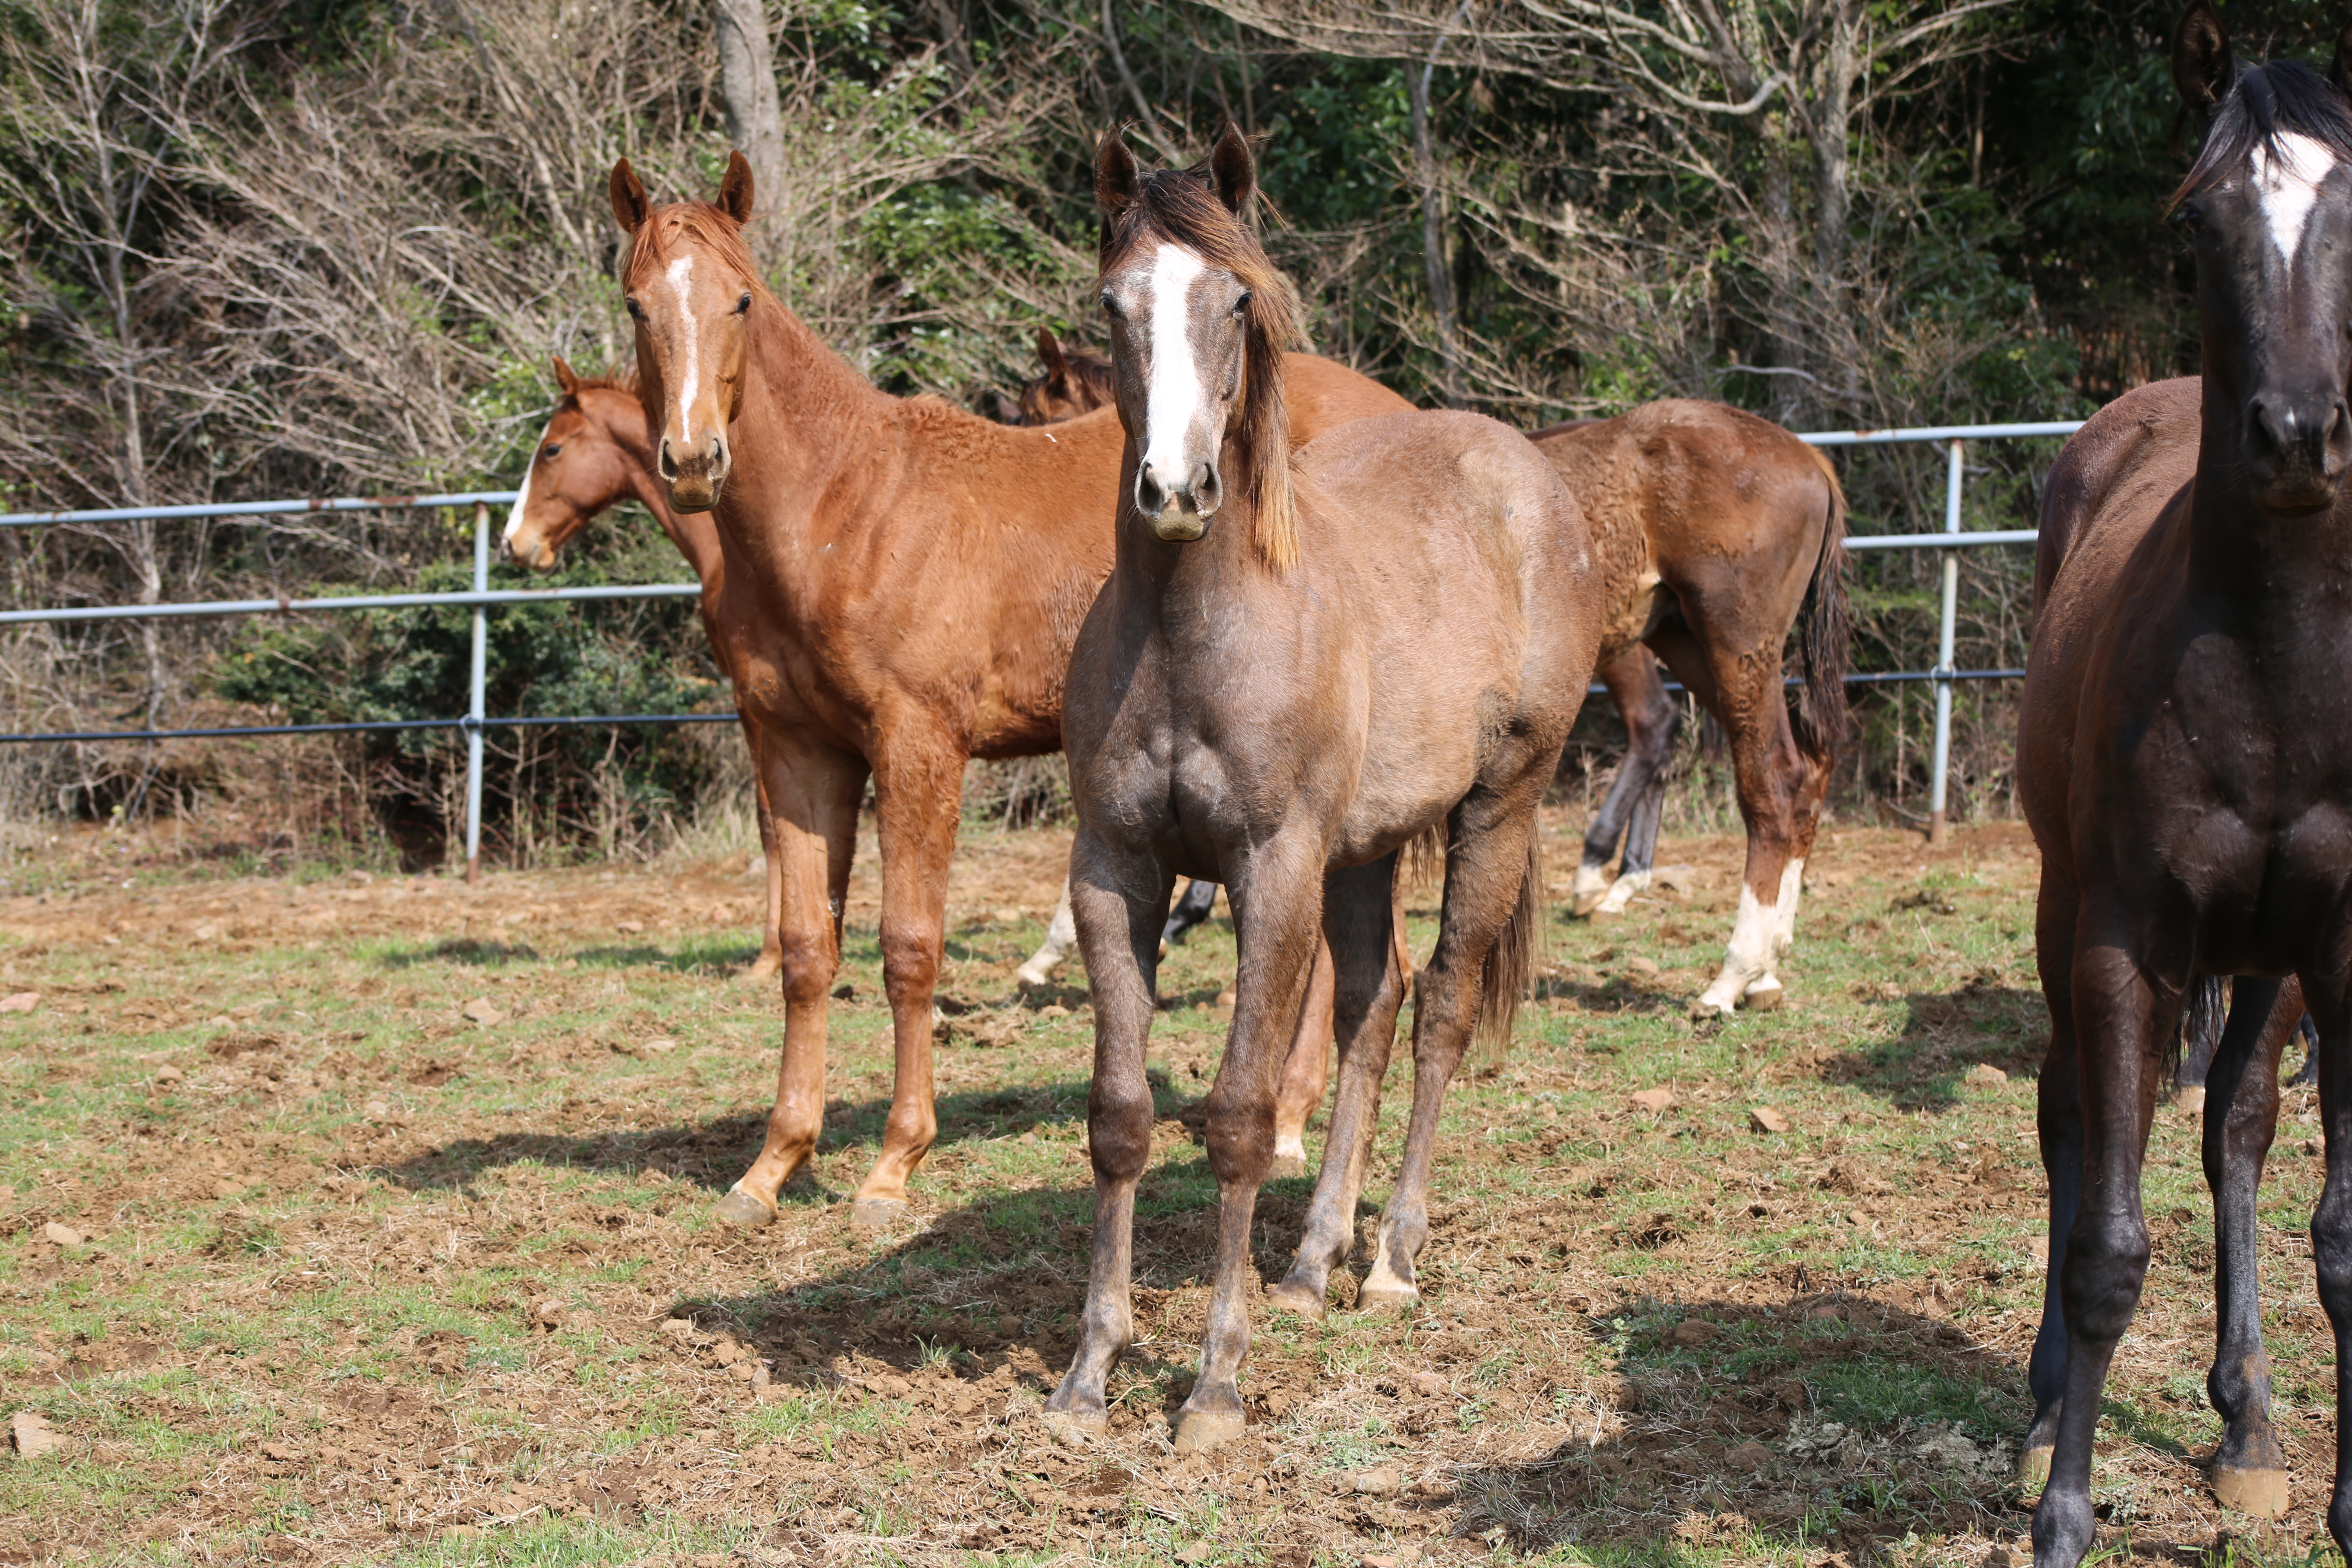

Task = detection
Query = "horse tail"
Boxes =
[2178,973,2227,1085]
[1474,834,1545,1066]
[1790,444,1852,763]
[1401,821,1448,895]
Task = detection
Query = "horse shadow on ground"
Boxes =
[1812,973,2046,1113]
[374,1074,1227,1200]
[667,1169,2093,1563]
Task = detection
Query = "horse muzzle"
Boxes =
[2243,392,2352,515]
[659,432,731,514]
[1137,458,1220,541]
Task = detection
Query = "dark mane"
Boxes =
[1100,158,1304,568]
[1058,345,1116,402]
[2174,60,2352,207]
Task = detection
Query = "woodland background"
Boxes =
[0,0,2291,870]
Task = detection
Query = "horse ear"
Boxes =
[1035,327,1068,379]
[610,158,651,234]
[551,356,580,399]
[1210,124,1256,218]
[718,149,755,224]
[2330,19,2352,100]
[2172,1,2235,118]
[1095,129,1141,219]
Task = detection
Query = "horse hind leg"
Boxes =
[1363,802,1543,1310]
[2203,976,2299,1518]
[2020,874,2083,1488]
[1270,940,1336,1179]
[1015,879,1077,987]
[2305,981,2352,1560]
[1575,647,1678,916]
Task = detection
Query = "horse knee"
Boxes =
[878,922,942,1003]
[1087,1082,1155,1183]
[775,931,839,1007]
[2312,1198,2352,1303]
[1201,1094,1275,1185]
[2059,1212,2149,1342]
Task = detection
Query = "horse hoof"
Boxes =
[1265,1279,1327,1320]
[1741,980,1784,1012]
[1039,1409,1106,1445]
[2175,1085,2207,1115]
[2016,1444,2052,1491]
[2213,1465,2290,1518]
[1355,1276,1419,1312]
[1571,893,1606,918]
[713,1185,777,1229]
[738,958,782,985]
[1171,1409,1247,1453]
[850,1197,908,1229]
[1014,965,1051,987]
[1269,1153,1307,1181]
[1690,994,1737,1021]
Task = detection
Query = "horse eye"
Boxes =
[1100,293,1123,321]
[1234,290,1253,315]
[539,443,562,461]
[734,293,752,314]
[2176,205,2205,235]
[624,296,644,320]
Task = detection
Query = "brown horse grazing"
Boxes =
[1016,327,1117,426]
[2017,9,2352,1563]
[1011,368,1849,1017]
[501,359,786,984]
[607,149,1414,1227]
[1045,127,1604,1453]
[501,350,1348,1175]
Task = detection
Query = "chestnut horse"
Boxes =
[501,359,784,984]
[502,350,1342,1176]
[608,150,1414,1226]
[2018,9,2352,1563]
[1046,128,1602,1452]
[1017,377,1848,1018]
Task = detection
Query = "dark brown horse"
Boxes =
[1045,127,1603,1452]
[501,359,785,983]
[2018,9,2352,1561]
[1018,367,1848,1018]
[606,150,1414,1226]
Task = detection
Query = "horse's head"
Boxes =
[2172,2,2352,514]
[608,152,764,514]
[1094,125,1298,563]
[1016,327,1116,425]
[503,357,646,569]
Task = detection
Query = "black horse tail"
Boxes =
[1475,835,1545,1068]
[1791,446,1852,763]
[2178,973,2228,1085]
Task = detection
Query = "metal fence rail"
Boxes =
[0,416,2086,865]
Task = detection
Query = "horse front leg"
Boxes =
[2203,975,2297,1517]
[1270,940,1336,1179]
[1576,646,1679,916]
[716,734,868,1226]
[738,706,786,984]
[853,733,967,1223]
[1268,857,1406,1319]
[1042,829,1172,1440]
[1174,835,1328,1453]
[2033,935,2167,1568]
[2021,875,2083,1486]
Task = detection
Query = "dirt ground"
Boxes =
[0,811,2339,1568]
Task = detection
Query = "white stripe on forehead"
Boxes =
[666,254,701,419]
[1141,243,1208,490]
[2251,131,2339,261]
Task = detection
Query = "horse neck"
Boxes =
[1115,436,1289,646]
[724,303,893,514]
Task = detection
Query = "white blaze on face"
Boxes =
[2251,132,2339,261]
[666,254,702,436]
[503,425,544,546]
[1140,243,1208,506]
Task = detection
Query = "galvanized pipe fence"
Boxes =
[0,417,2085,869]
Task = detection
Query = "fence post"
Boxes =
[1928,439,1963,846]
[464,502,488,883]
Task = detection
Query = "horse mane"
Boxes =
[2173,60,2352,208]
[565,365,640,403]
[1059,345,1116,403]
[1101,161,1304,570]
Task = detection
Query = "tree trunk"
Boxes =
[713,0,787,273]
[1409,58,1461,406]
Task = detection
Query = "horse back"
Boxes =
[2032,378,2199,628]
